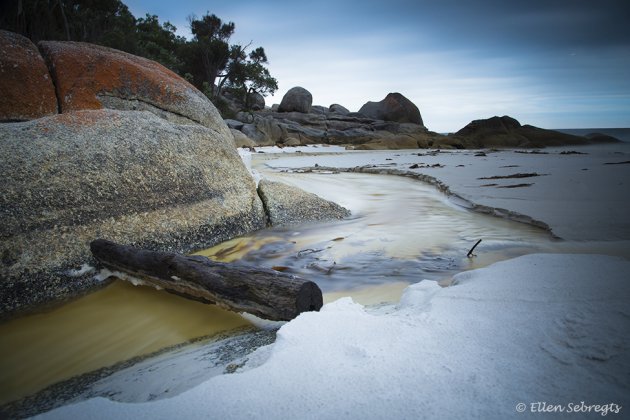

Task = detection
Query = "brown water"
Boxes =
[0,171,562,405]
[0,280,250,405]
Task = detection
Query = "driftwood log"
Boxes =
[90,239,323,321]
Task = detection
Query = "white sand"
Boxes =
[42,254,630,419]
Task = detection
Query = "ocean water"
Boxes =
[439,127,630,142]
[555,128,630,142]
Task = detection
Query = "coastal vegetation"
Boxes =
[0,0,278,109]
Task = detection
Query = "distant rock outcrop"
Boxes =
[225,89,438,149]
[224,88,615,150]
[0,30,57,121]
[358,93,423,125]
[585,133,621,144]
[278,86,313,113]
[450,115,617,148]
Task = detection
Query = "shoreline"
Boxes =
[289,164,558,237]
[254,143,630,242]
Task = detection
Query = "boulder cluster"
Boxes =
[227,89,443,150]
[226,87,612,150]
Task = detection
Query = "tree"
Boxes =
[135,14,185,73]
[0,0,137,51]
[223,46,278,106]
[186,13,234,96]
[1,3,278,108]
[186,12,277,103]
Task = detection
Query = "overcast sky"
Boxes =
[126,0,630,132]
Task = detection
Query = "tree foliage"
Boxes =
[186,13,277,102]
[0,0,137,51]
[224,46,278,106]
[0,1,277,108]
[135,14,186,73]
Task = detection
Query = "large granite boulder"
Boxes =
[258,180,350,227]
[0,110,266,317]
[38,41,228,135]
[0,34,266,319]
[231,128,256,148]
[0,30,57,121]
[278,86,312,113]
[0,110,266,319]
[358,93,423,125]
[0,33,360,320]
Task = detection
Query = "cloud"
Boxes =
[125,0,630,130]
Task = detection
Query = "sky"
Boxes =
[125,0,630,132]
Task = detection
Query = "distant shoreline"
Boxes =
[554,128,630,142]
[438,127,630,142]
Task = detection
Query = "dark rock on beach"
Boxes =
[358,92,423,125]
[278,86,313,113]
[449,115,619,148]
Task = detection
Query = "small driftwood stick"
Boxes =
[467,239,482,258]
[90,239,323,321]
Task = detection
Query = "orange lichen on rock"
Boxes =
[38,41,221,129]
[38,41,186,111]
[0,30,58,121]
